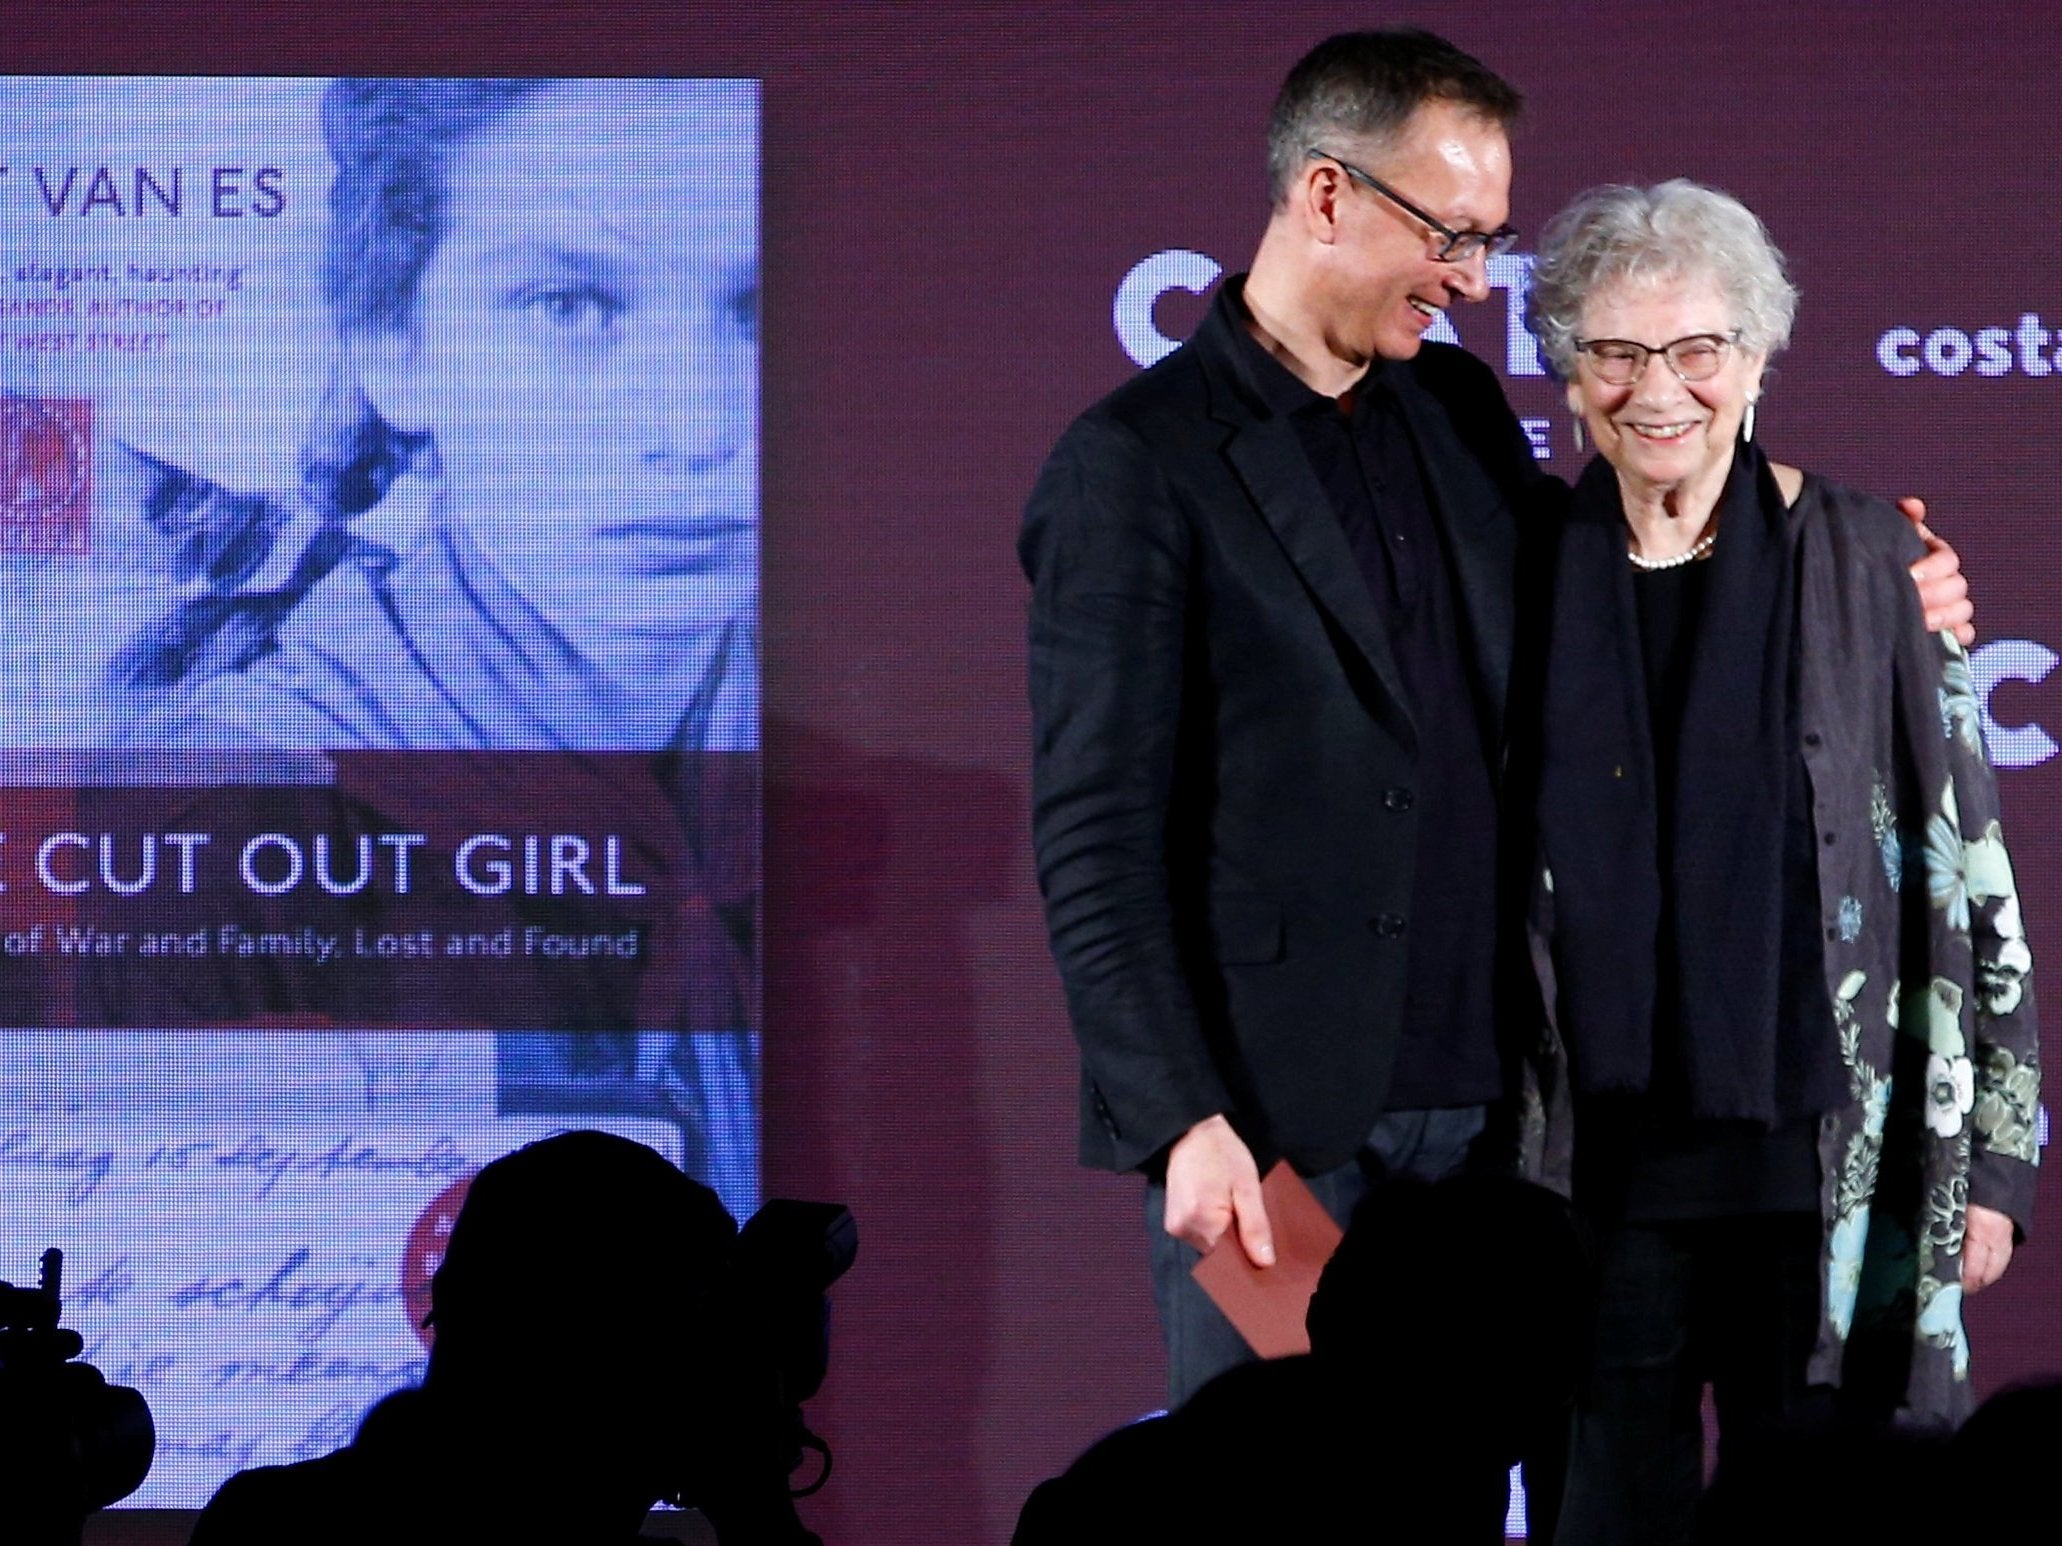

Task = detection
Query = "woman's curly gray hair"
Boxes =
[1524,179,1798,379]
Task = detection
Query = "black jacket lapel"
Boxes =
[1192,304,1417,746]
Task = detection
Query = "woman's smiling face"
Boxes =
[1566,271,1765,496]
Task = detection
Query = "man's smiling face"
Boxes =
[1320,98,1511,363]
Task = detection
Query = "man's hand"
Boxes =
[1897,497,1976,647]
[1964,1203,2015,1293]
[1163,1113,1274,1266]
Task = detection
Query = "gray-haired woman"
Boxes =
[1517,179,2038,1542]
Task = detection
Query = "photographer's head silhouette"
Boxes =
[422,1130,741,1520]
[193,1130,852,1546]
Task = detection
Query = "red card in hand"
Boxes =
[1190,1161,1345,1358]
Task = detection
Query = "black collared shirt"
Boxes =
[1231,308,1503,1110]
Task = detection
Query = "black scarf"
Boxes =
[1537,440,1841,1124]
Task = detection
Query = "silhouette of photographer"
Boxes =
[190,1129,830,1546]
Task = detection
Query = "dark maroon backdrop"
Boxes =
[22,4,2062,1541]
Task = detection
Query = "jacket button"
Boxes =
[1374,913,1409,938]
[1092,1091,1119,1137]
[1383,786,1415,812]
[1804,732,1822,747]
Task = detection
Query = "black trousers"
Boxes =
[1554,1212,1828,1545]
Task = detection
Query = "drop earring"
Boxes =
[1743,397,1757,443]
[1572,415,1585,454]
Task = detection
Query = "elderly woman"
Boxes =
[1518,180,2039,1542]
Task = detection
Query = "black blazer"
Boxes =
[1022,281,1557,1175]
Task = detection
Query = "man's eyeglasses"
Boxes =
[1305,146,1519,263]
[1573,333,1739,386]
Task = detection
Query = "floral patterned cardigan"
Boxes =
[1519,474,2040,1426]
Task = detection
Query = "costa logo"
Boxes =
[1876,315,2062,377]
[1975,639,2060,770]
[1113,247,1547,376]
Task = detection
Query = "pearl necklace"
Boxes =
[1626,530,1716,570]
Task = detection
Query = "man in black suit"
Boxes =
[1021,28,1967,1407]
[1023,31,1543,1404]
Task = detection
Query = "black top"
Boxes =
[1231,314,1502,1109]
[1581,556,1819,1221]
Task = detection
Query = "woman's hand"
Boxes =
[1963,1202,2015,1292]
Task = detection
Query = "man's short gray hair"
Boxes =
[1524,179,1799,379]
[1266,29,1522,207]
